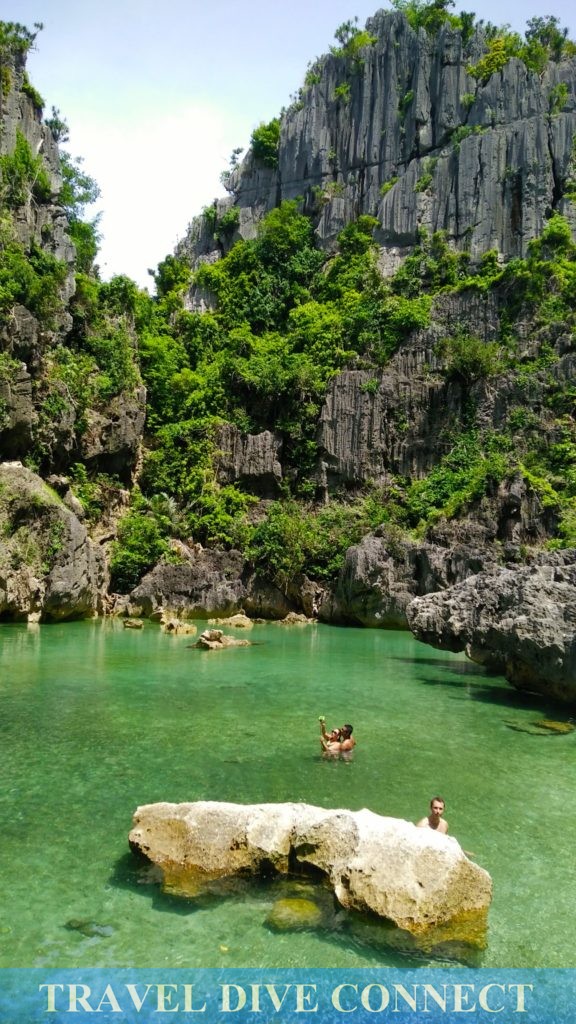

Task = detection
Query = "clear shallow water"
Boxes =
[0,619,574,969]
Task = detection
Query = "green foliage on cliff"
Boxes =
[468,15,576,80]
[0,20,42,61]
[0,130,52,206]
[5,13,576,598]
[250,119,281,168]
[0,217,67,327]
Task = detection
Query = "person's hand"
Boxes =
[318,715,325,722]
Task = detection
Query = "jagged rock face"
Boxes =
[181,12,576,268]
[214,424,283,496]
[322,475,553,628]
[316,289,574,489]
[127,548,248,619]
[129,800,492,939]
[0,463,106,621]
[321,529,497,628]
[0,50,144,486]
[0,57,76,305]
[407,554,576,703]
[79,385,147,482]
[0,362,36,455]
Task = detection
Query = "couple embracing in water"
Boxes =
[319,716,355,756]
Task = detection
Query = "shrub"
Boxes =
[380,176,398,196]
[109,505,170,593]
[437,334,505,383]
[250,118,281,168]
[0,130,52,207]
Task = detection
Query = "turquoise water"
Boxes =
[1,619,574,968]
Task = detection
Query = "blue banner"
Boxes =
[0,969,573,1024]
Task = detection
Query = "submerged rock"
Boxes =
[123,618,143,629]
[65,918,114,938]
[129,801,492,939]
[278,612,313,625]
[265,897,323,931]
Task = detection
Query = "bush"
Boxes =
[437,334,504,383]
[0,130,52,207]
[109,508,170,593]
[250,119,281,168]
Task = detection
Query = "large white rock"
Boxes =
[129,801,491,936]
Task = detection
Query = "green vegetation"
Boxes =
[330,18,377,60]
[468,16,576,82]
[21,71,44,110]
[0,218,68,327]
[0,130,52,207]
[334,82,351,102]
[250,119,281,168]
[380,176,398,197]
[389,0,472,37]
[0,20,43,61]
[4,12,576,595]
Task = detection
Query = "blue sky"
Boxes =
[10,0,576,288]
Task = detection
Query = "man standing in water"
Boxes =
[416,796,448,833]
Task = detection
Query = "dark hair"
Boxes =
[341,724,353,737]
[430,795,445,807]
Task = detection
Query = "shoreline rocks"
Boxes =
[407,557,576,704]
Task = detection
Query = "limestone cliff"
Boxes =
[180,11,576,270]
[0,27,145,617]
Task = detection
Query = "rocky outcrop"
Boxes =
[0,361,36,456]
[215,424,282,496]
[129,800,492,938]
[194,628,251,650]
[162,617,197,635]
[127,547,248,619]
[180,12,576,271]
[208,612,253,628]
[79,386,147,483]
[315,288,576,492]
[0,462,106,621]
[125,543,300,621]
[321,475,552,629]
[0,55,75,306]
[407,554,576,703]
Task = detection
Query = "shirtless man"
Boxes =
[416,796,448,834]
[339,724,355,751]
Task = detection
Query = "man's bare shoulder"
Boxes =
[415,817,429,828]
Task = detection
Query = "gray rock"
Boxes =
[214,424,282,496]
[0,362,36,455]
[127,548,248,619]
[407,556,576,703]
[181,13,576,273]
[0,462,106,621]
[80,386,147,482]
[322,529,499,628]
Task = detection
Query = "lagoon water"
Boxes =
[1,619,574,969]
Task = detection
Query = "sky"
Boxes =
[8,0,576,289]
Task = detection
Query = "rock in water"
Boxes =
[407,561,576,703]
[265,897,323,931]
[129,801,492,940]
[194,629,251,650]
